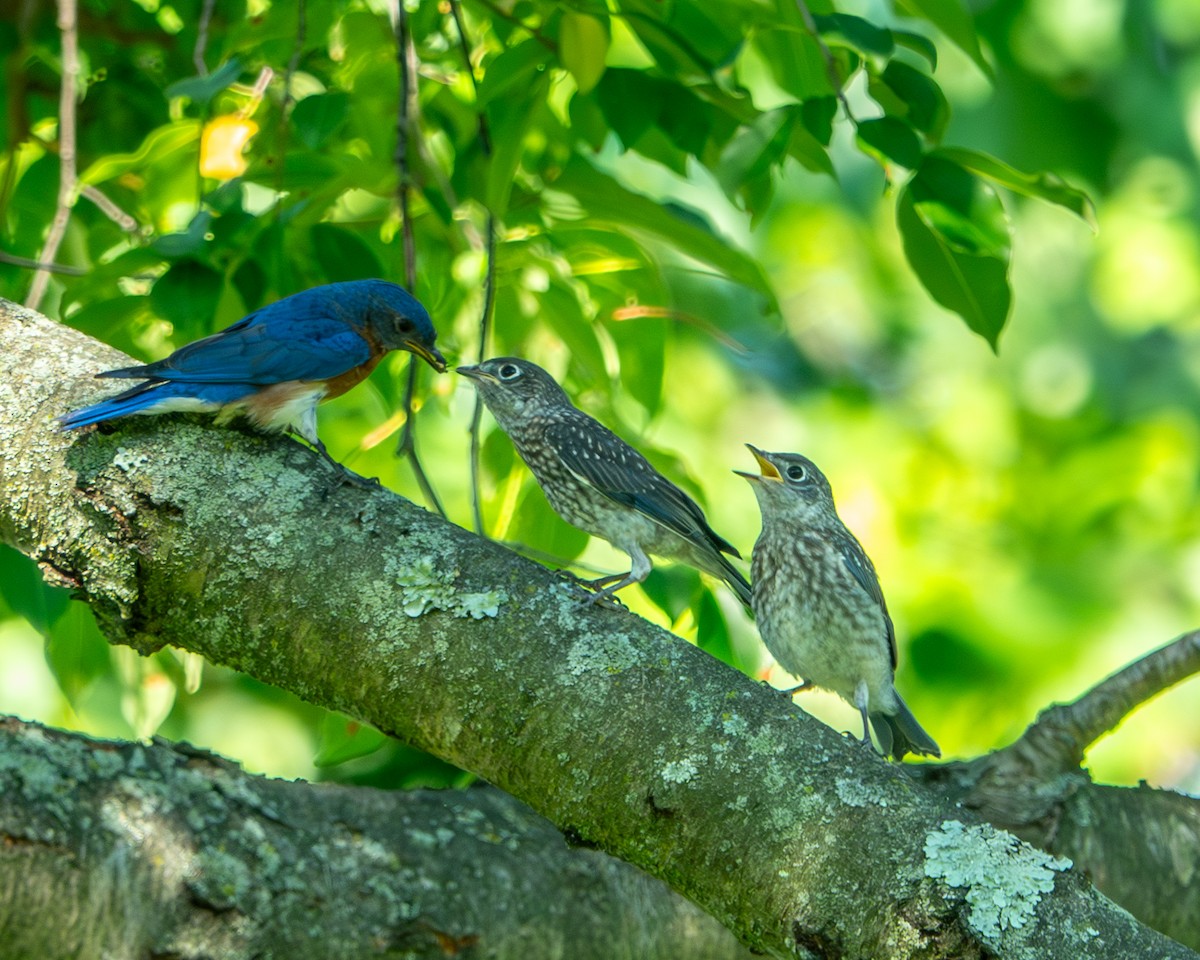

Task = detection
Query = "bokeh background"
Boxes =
[1,0,1198,793]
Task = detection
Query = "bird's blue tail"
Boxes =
[59,380,252,430]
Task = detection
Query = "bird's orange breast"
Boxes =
[318,354,384,401]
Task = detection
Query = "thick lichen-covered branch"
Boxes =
[0,297,1196,960]
[0,715,751,960]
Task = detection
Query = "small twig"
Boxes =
[1006,630,1200,777]
[283,0,307,112]
[392,0,445,517]
[79,185,139,233]
[794,0,854,124]
[26,0,79,311]
[0,251,86,275]
[449,0,497,536]
[193,0,217,74]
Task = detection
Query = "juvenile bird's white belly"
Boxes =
[753,532,896,711]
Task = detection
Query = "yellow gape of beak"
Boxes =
[749,445,783,481]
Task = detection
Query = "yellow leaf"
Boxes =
[560,11,609,95]
[199,115,259,180]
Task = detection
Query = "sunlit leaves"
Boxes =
[897,157,1012,348]
[935,147,1097,226]
[559,10,610,94]
[165,58,243,106]
[856,116,923,170]
[893,0,991,78]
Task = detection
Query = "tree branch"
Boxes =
[0,714,751,960]
[1,296,1196,960]
[1012,630,1200,775]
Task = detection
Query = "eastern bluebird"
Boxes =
[737,445,939,760]
[458,357,752,607]
[60,280,445,480]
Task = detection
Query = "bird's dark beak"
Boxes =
[456,364,499,384]
[405,340,447,373]
[734,444,783,483]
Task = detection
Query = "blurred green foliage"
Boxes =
[1,0,1198,794]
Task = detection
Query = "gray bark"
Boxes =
[1,296,1197,959]
[0,715,751,960]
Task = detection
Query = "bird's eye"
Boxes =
[785,464,807,483]
[498,363,522,381]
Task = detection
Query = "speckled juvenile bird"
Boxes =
[737,446,939,760]
[458,357,752,607]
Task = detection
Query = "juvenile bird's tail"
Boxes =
[711,552,754,610]
[870,694,940,761]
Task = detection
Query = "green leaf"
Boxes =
[801,96,838,146]
[897,159,1011,348]
[477,38,553,107]
[559,10,610,94]
[934,147,1096,226]
[551,156,776,307]
[873,61,949,141]
[79,120,201,185]
[149,259,224,337]
[485,71,551,217]
[152,211,214,258]
[716,109,794,195]
[44,602,114,703]
[813,13,894,59]
[164,58,243,105]
[752,27,835,100]
[893,29,938,69]
[910,157,1009,257]
[856,116,923,170]
[292,92,350,150]
[314,712,388,767]
[310,223,384,282]
[0,545,70,633]
[611,313,667,417]
[894,0,991,78]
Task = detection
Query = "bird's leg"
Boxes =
[289,411,380,491]
[577,547,651,607]
[854,680,874,747]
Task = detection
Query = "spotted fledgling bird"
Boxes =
[737,445,939,760]
[60,280,445,480]
[458,357,752,607]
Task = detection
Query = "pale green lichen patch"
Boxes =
[924,819,1072,943]
[358,556,505,624]
[661,757,701,784]
[564,630,641,682]
[834,776,892,808]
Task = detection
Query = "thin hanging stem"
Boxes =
[26,0,79,311]
[393,0,445,517]
[449,0,497,536]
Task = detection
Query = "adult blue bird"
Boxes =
[738,445,939,760]
[60,280,445,479]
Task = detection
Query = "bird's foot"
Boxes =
[554,571,627,610]
[780,680,814,698]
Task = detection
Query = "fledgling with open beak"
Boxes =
[737,445,939,760]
